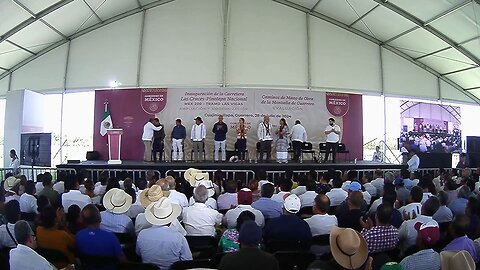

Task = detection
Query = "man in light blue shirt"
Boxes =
[252,183,282,220]
[407,149,420,172]
[448,185,470,217]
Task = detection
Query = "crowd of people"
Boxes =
[142,115,339,164]
[0,165,480,269]
[399,130,461,154]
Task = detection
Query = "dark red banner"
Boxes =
[141,88,167,115]
[326,92,350,117]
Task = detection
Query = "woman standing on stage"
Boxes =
[236,118,248,162]
[275,118,289,163]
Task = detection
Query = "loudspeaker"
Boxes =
[467,136,480,153]
[86,151,100,160]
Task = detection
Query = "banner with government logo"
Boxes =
[93,88,362,161]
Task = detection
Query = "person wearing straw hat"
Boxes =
[136,197,192,269]
[440,250,475,270]
[99,188,134,234]
[182,185,223,236]
[4,176,21,203]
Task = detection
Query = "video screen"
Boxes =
[399,101,461,154]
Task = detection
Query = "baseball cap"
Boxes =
[284,194,301,214]
[347,181,362,192]
[414,221,440,246]
[381,262,404,270]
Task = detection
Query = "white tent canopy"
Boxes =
[0,0,479,103]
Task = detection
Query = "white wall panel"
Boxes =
[227,0,307,87]
[11,43,68,92]
[140,0,223,86]
[440,80,475,103]
[66,14,141,89]
[310,18,381,93]
[382,49,438,98]
[0,76,9,96]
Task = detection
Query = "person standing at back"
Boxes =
[171,119,186,161]
[191,116,206,162]
[289,120,307,162]
[323,118,341,163]
[212,115,228,162]
[142,118,163,162]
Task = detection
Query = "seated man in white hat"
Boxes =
[100,188,134,234]
[182,185,223,236]
[137,197,192,269]
[187,177,218,210]
[4,176,21,203]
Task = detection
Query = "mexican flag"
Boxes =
[100,101,113,136]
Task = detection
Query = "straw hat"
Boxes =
[139,185,164,208]
[3,176,20,191]
[144,197,182,226]
[440,250,475,270]
[330,226,368,270]
[184,168,202,186]
[103,188,132,214]
[194,179,215,198]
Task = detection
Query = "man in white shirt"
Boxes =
[399,196,440,253]
[191,116,206,162]
[0,201,20,249]
[257,116,273,162]
[370,170,385,196]
[165,176,188,208]
[323,118,341,163]
[62,176,92,213]
[182,185,223,236]
[407,149,420,172]
[142,118,163,162]
[299,180,318,208]
[290,120,307,162]
[305,194,338,236]
[100,188,134,234]
[399,186,423,219]
[9,220,56,270]
[19,181,37,215]
[271,178,292,204]
[224,188,265,229]
[325,178,348,207]
[9,149,20,175]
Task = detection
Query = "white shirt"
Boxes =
[305,214,338,236]
[299,191,318,208]
[362,191,372,205]
[94,185,107,196]
[326,188,348,207]
[100,211,134,234]
[19,193,38,214]
[5,193,19,203]
[400,202,422,219]
[9,158,20,173]
[223,205,265,229]
[190,123,206,141]
[291,186,307,196]
[290,124,307,142]
[134,213,187,236]
[325,124,340,143]
[126,204,145,219]
[407,154,420,172]
[0,223,17,248]
[182,203,223,236]
[271,191,290,204]
[399,215,437,252]
[168,190,189,208]
[368,197,383,214]
[9,244,55,270]
[142,122,163,141]
[421,192,434,204]
[188,197,217,210]
[35,182,44,195]
[364,183,377,197]
[371,178,384,195]
[257,122,273,141]
[52,181,65,194]
[62,190,92,213]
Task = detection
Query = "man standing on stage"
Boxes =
[323,117,341,163]
[290,120,307,162]
[142,118,163,162]
[212,115,228,162]
[152,118,165,162]
[257,116,273,162]
[171,118,186,161]
[191,116,206,162]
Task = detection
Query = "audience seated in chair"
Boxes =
[0,200,20,249]
[217,179,238,211]
[360,203,399,254]
[443,214,478,262]
[251,182,282,220]
[223,188,265,229]
[183,185,223,236]
[219,210,256,253]
[99,188,134,235]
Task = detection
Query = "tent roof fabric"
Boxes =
[0,0,479,100]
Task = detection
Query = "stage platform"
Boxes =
[57,160,403,177]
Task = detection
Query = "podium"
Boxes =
[107,129,123,164]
